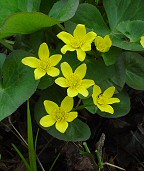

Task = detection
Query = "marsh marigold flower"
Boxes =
[57,24,97,61]
[55,62,95,97]
[22,43,62,80]
[95,35,112,53]
[140,36,144,48]
[92,85,120,114]
[40,96,78,133]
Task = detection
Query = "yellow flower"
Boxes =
[22,43,62,80]
[95,35,112,52]
[55,62,95,97]
[92,85,120,114]
[40,96,78,133]
[57,24,97,61]
[140,36,144,48]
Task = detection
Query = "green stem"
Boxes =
[0,39,13,51]
[57,23,66,31]
[95,149,103,169]
[73,103,94,111]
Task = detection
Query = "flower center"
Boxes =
[53,108,67,121]
[97,95,108,105]
[38,60,51,71]
[66,74,82,89]
[71,37,83,49]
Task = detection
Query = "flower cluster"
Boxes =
[22,24,120,133]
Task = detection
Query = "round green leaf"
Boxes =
[0,50,38,121]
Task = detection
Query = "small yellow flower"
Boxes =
[92,85,120,114]
[140,36,144,48]
[55,62,95,97]
[95,35,112,53]
[40,96,78,133]
[22,43,62,80]
[57,24,97,61]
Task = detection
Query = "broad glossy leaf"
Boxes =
[71,3,110,36]
[49,0,79,21]
[0,50,38,121]
[0,12,59,39]
[0,0,40,27]
[97,90,130,118]
[104,0,144,30]
[34,85,91,141]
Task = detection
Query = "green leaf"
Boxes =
[0,50,38,121]
[103,0,144,30]
[0,0,41,27]
[97,90,130,118]
[34,85,91,141]
[27,101,37,171]
[71,3,110,36]
[49,0,79,21]
[0,53,6,86]
[82,97,97,114]
[102,47,122,66]
[117,20,144,42]
[0,12,59,39]
[124,52,144,90]
[38,75,55,90]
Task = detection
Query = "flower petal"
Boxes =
[103,86,115,98]
[66,112,78,122]
[56,121,68,133]
[50,54,62,66]
[47,67,60,77]
[76,49,86,61]
[57,31,74,44]
[44,100,58,115]
[78,86,89,97]
[104,35,112,47]
[55,77,68,87]
[61,45,75,54]
[61,62,73,78]
[93,85,102,98]
[22,57,40,68]
[73,24,86,38]
[38,43,49,60]
[34,68,46,80]
[74,63,86,79]
[140,36,144,48]
[61,96,74,112]
[40,115,55,127]
[107,97,120,104]
[81,79,95,88]
[83,31,97,44]
[97,104,114,114]
[67,87,78,97]
[81,43,91,51]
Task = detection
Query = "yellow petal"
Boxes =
[61,96,74,112]
[22,57,40,68]
[40,115,55,127]
[61,45,75,54]
[66,112,78,122]
[107,97,120,104]
[103,86,115,98]
[140,36,144,48]
[44,100,58,115]
[67,87,78,97]
[55,120,68,133]
[78,86,89,97]
[50,54,62,66]
[47,67,60,77]
[73,24,86,38]
[61,62,73,78]
[55,77,68,87]
[76,49,86,61]
[34,68,46,80]
[97,104,114,114]
[57,31,74,44]
[74,63,86,79]
[93,85,102,98]
[83,31,97,44]
[95,36,104,46]
[104,35,112,47]
[81,79,95,88]
[81,43,91,51]
[38,43,49,60]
